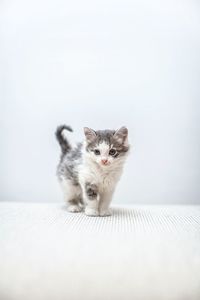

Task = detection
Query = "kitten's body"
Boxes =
[56,125,129,216]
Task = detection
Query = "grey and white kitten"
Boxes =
[56,125,130,216]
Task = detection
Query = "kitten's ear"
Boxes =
[84,127,97,142]
[114,126,128,144]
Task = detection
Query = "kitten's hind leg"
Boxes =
[60,179,83,213]
[83,183,99,216]
[67,199,82,212]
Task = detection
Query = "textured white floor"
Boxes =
[0,202,200,300]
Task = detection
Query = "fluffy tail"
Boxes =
[55,125,73,155]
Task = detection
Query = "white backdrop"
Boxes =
[0,0,200,204]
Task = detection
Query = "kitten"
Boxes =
[56,125,130,216]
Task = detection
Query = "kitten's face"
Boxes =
[83,127,129,167]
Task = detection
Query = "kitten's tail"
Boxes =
[55,125,73,155]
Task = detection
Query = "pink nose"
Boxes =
[101,159,108,165]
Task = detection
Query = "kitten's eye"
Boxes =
[109,149,116,156]
[94,149,100,155]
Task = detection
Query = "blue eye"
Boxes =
[109,149,116,156]
[94,149,100,155]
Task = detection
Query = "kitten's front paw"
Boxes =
[99,208,112,217]
[85,207,99,217]
[68,205,82,213]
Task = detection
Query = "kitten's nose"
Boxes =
[101,159,108,165]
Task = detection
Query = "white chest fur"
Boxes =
[78,159,124,193]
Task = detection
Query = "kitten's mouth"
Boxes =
[101,162,110,166]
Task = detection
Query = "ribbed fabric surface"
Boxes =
[0,202,200,300]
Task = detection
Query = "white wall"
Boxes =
[1,0,200,204]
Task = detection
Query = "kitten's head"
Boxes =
[83,127,129,167]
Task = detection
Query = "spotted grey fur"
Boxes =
[85,183,98,200]
[56,142,82,186]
